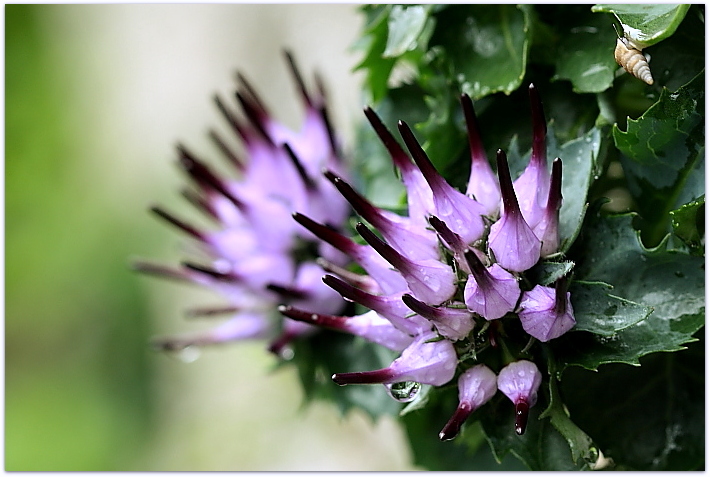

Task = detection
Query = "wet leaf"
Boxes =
[383,5,432,58]
[613,70,704,246]
[669,195,704,255]
[569,280,653,336]
[431,5,532,100]
[591,4,690,49]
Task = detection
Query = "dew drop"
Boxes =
[603,305,618,316]
[385,381,422,403]
[174,345,201,363]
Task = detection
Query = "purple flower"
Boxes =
[463,250,521,320]
[356,222,457,306]
[137,53,351,356]
[332,331,458,387]
[488,149,542,272]
[293,212,408,295]
[497,360,543,435]
[322,274,429,336]
[402,294,475,341]
[326,171,440,262]
[512,84,550,229]
[279,306,414,352]
[518,278,576,342]
[398,120,487,245]
[532,157,563,257]
[439,364,498,441]
[364,107,435,227]
[460,94,501,217]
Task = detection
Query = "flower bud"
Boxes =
[463,250,520,320]
[497,360,543,435]
[518,279,576,342]
[439,364,498,440]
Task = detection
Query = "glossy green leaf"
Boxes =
[569,281,653,336]
[383,5,432,58]
[354,5,397,103]
[669,195,704,255]
[560,337,704,470]
[527,260,575,287]
[553,9,617,93]
[539,365,595,466]
[552,213,705,373]
[431,5,532,100]
[613,70,704,246]
[591,4,690,49]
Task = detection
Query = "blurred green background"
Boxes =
[5,4,416,470]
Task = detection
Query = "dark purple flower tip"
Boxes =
[151,205,206,242]
[529,83,547,168]
[460,94,501,215]
[213,93,254,144]
[398,120,486,244]
[497,360,542,435]
[533,157,563,256]
[293,212,355,255]
[515,400,530,435]
[284,49,315,108]
[364,107,435,225]
[326,171,439,261]
[235,90,274,146]
[279,305,413,352]
[439,401,473,441]
[439,364,498,440]
[334,331,457,387]
[283,143,316,190]
[518,281,575,342]
[208,128,245,172]
[402,294,474,341]
[177,144,244,209]
[322,274,425,335]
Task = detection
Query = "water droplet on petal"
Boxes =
[385,381,422,403]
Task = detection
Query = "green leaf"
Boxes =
[569,281,653,336]
[613,70,704,246]
[431,5,532,100]
[560,336,705,470]
[383,5,432,58]
[527,260,575,286]
[354,5,397,103]
[551,213,705,373]
[669,195,704,255]
[591,4,690,49]
[552,8,618,93]
[480,394,588,470]
[539,361,596,466]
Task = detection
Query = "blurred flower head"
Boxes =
[135,52,352,358]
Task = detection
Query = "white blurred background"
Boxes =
[6,4,417,471]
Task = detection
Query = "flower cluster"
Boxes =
[136,53,351,357]
[280,84,576,438]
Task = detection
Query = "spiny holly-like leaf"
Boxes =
[569,280,653,337]
[591,4,690,49]
[552,8,617,93]
[551,213,704,374]
[431,4,532,100]
[669,195,704,255]
[613,70,704,246]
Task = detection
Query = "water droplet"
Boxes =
[279,346,295,361]
[174,345,201,363]
[385,381,422,403]
[604,305,618,316]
